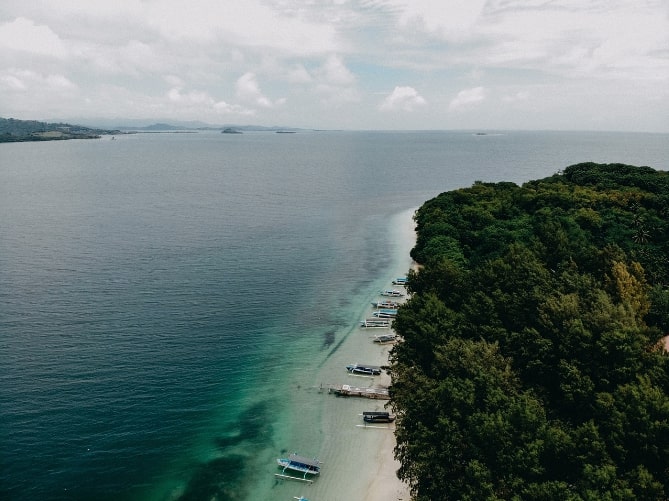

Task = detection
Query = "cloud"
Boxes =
[312,55,360,105]
[0,17,68,58]
[395,0,486,41]
[449,86,486,110]
[235,72,282,108]
[380,86,427,112]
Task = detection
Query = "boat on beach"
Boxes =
[371,300,401,309]
[373,333,397,344]
[346,363,382,376]
[363,411,396,423]
[379,289,404,297]
[360,318,391,328]
[329,384,390,399]
[372,308,398,318]
[276,453,322,481]
[392,277,408,286]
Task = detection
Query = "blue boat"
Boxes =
[372,308,398,318]
[346,363,382,376]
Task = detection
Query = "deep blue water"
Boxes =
[1,130,667,500]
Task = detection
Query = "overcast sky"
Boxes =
[1,1,668,131]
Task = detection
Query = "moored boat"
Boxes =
[379,289,404,297]
[363,411,396,423]
[346,363,382,376]
[360,318,391,328]
[392,277,408,286]
[371,300,401,309]
[373,333,397,344]
[372,308,398,318]
[276,453,322,480]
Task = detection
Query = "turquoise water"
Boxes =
[1,130,668,500]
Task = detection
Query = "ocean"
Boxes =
[1,130,667,501]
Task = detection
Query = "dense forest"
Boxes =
[0,117,119,142]
[389,163,669,500]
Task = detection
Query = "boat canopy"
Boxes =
[287,453,321,469]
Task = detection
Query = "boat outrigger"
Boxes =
[276,453,322,482]
[346,363,382,376]
[379,289,404,297]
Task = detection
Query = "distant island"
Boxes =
[222,127,242,134]
[0,117,120,143]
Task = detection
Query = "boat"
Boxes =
[392,277,408,286]
[363,411,396,423]
[330,384,390,399]
[360,318,391,328]
[373,333,397,344]
[379,289,404,297]
[346,363,382,376]
[293,497,310,501]
[276,453,321,480]
[371,300,401,309]
[372,308,398,318]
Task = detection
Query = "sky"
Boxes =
[1,0,668,131]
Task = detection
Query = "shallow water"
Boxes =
[1,130,667,500]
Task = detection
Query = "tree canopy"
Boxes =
[390,163,669,500]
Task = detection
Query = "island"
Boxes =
[0,117,120,143]
[390,163,669,500]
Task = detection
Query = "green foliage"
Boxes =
[391,163,669,500]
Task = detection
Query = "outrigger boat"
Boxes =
[360,318,391,328]
[379,289,404,297]
[363,411,396,423]
[392,277,408,286]
[276,453,322,482]
[372,308,398,318]
[373,333,397,344]
[346,363,382,376]
[371,300,401,309]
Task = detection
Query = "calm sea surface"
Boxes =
[1,130,667,500]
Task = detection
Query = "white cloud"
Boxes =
[395,0,486,41]
[236,72,281,108]
[380,86,427,112]
[449,86,486,110]
[0,17,68,58]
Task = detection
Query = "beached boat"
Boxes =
[363,411,396,423]
[276,453,321,480]
[379,289,404,297]
[372,308,398,318]
[346,363,382,376]
[373,333,397,344]
[392,277,408,286]
[371,300,401,309]
[360,318,391,328]
[330,384,390,399]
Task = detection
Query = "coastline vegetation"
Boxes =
[0,117,119,142]
[390,163,669,500]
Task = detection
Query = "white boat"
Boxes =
[360,318,391,328]
[392,277,408,286]
[276,453,321,481]
[347,363,382,376]
[379,289,404,297]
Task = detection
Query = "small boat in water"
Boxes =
[360,318,391,328]
[276,453,322,481]
[379,289,404,297]
[373,333,397,344]
[372,308,398,318]
[371,300,401,309]
[392,277,408,286]
[347,363,382,376]
[363,411,396,423]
